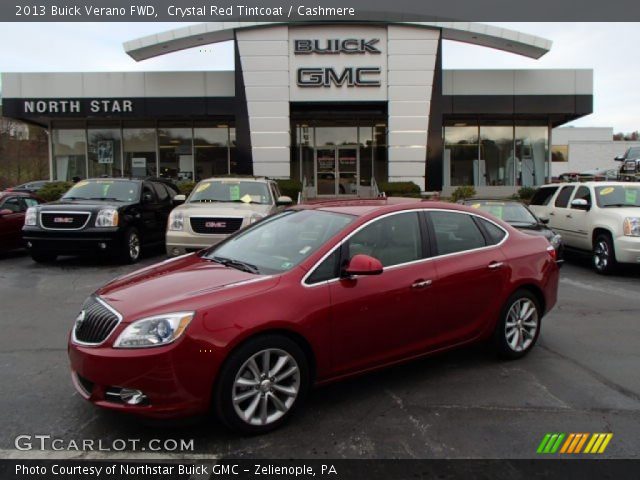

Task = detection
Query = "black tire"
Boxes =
[494,289,542,359]
[30,251,57,263]
[214,334,310,434]
[593,233,617,275]
[118,227,142,264]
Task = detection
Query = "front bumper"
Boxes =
[166,230,228,256]
[68,333,223,419]
[613,235,640,264]
[23,227,123,254]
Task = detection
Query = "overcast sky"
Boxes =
[0,22,638,132]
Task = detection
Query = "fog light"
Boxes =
[172,248,180,256]
[98,242,107,249]
[27,242,32,248]
[120,388,148,405]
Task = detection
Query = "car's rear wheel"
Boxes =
[494,290,541,359]
[119,228,141,264]
[214,335,309,434]
[593,233,617,275]
[30,251,57,263]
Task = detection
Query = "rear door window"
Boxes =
[554,186,575,208]
[429,211,487,255]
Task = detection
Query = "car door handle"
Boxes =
[411,279,432,289]
[549,212,555,216]
[488,261,504,270]
[566,214,573,218]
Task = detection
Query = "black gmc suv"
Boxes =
[23,178,178,264]
[615,146,640,181]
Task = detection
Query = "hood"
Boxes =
[97,253,279,320]
[599,206,640,216]
[175,201,272,217]
[41,199,130,210]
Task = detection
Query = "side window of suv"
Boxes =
[554,186,575,208]
[429,211,487,255]
[152,182,169,203]
[572,186,592,208]
[530,186,559,206]
[141,183,156,203]
[347,212,423,268]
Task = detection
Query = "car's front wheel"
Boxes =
[214,335,309,434]
[119,228,141,264]
[593,233,617,275]
[494,290,541,359]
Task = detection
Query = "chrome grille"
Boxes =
[190,217,243,234]
[41,211,90,230]
[74,297,121,345]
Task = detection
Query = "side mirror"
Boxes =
[571,198,590,210]
[343,254,383,277]
[276,195,293,206]
[142,192,153,203]
[614,155,625,162]
[0,208,13,217]
[538,216,550,225]
[173,194,186,205]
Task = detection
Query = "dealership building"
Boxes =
[0,22,594,196]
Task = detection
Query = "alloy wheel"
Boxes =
[128,232,141,261]
[593,240,609,271]
[504,298,539,353]
[232,348,300,426]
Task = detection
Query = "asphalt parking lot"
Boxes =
[0,250,639,459]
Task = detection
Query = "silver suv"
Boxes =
[166,177,292,256]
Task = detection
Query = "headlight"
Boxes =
[623,217,640,237]
[550,233,562,248]
[24,207,37,226]
[95,208,118,227]
[114,312,194,348]
[168,211,184,231]
[248,213,265,224]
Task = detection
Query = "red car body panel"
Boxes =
[0,192,43,251]
[68,200,559,418]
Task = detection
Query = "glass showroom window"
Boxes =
[373,124,388,185]
[479,125,515,186]
[359,126,373,188]
[444,124,478,187]
[194,126,230,180]
[229,128,238,174]
[52,129,86,181]
[294,124,315,187]
[515,126,549,187]
[88,127,122,178]
[158,125,193,181]
[123,126,156,177]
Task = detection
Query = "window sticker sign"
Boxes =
[195,182,211,193]
[230,185,241,200]
[625,188,638,204]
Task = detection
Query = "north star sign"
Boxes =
[23,99,134,114]
[294,38,382,88]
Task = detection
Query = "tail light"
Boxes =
[546,244,557,262]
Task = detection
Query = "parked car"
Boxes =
[68,199,559,433]
[0,191,44,252]
[614,146,640,181]
[166,177,292,256]
[5,180,52,193]
[23,177,178,264]
[461,199,564,261]
[529,182,640,274]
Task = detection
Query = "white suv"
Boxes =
[529,182,640,274]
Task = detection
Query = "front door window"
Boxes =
[315,146,359,196]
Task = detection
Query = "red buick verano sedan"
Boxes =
[68,199,559,433]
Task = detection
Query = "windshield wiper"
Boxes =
[89,197,121,201]
[230,199,263,205]
[62,196,89,200]
[191,199,222,203]
[210,256,260,274]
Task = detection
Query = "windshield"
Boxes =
[626,147,640,159]
[189,180,272,205]
[202,210,355,274]
[62,180,140,202]
[595,185,640,208]
[470,201,538,225]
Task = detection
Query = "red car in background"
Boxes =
[0,191,44,252]
[68,199,559,433]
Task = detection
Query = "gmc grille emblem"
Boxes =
[205,221,227,228]
[54,217,74,223]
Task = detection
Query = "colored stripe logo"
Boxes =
[537,433,613,454]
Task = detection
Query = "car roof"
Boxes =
[198,176,272,183]
[0,191,37,198]
[539,181,636,188]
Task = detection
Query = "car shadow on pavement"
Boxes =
[562,250,640,278]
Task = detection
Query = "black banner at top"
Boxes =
[4,0,640,21]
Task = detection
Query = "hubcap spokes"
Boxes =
[594,241,608,270]
[232,348,300,426]
[129,234,140,259]
[505,299,538,352]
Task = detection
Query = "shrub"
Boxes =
[450,185,476,202]
[378,181,421,197]
[517,186,537,202]
[275,179,303,202]
[37,181,73,202]
[177,181,196,197]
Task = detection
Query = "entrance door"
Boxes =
[315,146,359,196]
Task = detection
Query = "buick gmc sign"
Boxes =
[294,37,382,88]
